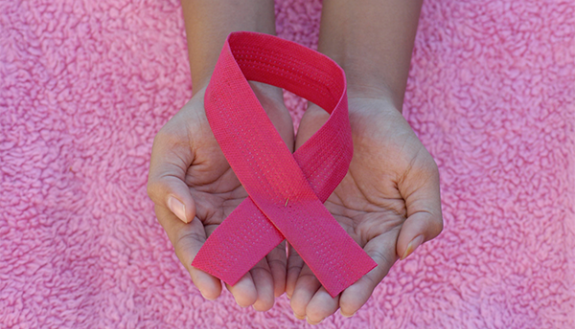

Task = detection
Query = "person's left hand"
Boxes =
[286,95,443,324]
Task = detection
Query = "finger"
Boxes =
[305,287,339,325]
[250,258,275,311]
[339,233,397,317]
[266,241,287,298]
[397,158,443,260]
[225,272,258,308]
[286,243,304,299]
[155,205,222,300]
[290,264,321,320]
[147,127,196,223]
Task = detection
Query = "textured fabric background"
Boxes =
[1,0,574,328]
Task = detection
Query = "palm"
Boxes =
[179,93,247,232]
[184,86,295,226]
[326,98,431,257]
[288,97,442,323]
[149,84,294,310]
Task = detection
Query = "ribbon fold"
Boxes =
[192,31,376,297]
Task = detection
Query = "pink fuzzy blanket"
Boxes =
[1,0,574,328]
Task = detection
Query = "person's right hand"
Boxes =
[147,82,294,311]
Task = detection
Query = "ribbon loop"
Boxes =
[192,32,376,297]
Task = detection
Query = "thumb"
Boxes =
[147,128,196,223]
[396,157,443,260]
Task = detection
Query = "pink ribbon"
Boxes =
[192,31,376,297]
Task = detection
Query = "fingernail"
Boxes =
[401,235,425,260]
[340,310,355,318]
[293,312,305,320]
[168,196,188,223]
[306,316,322,325]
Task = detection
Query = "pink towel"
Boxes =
[1,0,573,328]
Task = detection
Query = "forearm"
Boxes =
[317,0,422,110]
[181,0,277,94]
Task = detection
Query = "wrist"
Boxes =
[346,82,403,114]
[315,0,422,113]
[182,0,277,96]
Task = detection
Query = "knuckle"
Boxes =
[174,228,204,253]
[288,262,302,272]
[297,272,320,286]
[146,181,156,200]
[152,128,168,147]
[368,249,393,270]
[250,266,270,277]
[429,158,439,174]
[422,156,439,176]
[406,150,440,184]
[267,258,287,269]
[432,215,444,236]
[153,125,183,149]
[146,179,168,203]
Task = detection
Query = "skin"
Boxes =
[286,1,444,324]
[147,0,444,323]
[147,0,293,311]
[288,100,442,324]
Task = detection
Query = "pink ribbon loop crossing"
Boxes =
[192,31,377,297]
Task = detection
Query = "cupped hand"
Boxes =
[287,96,443,324]
[147,82,294,311]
